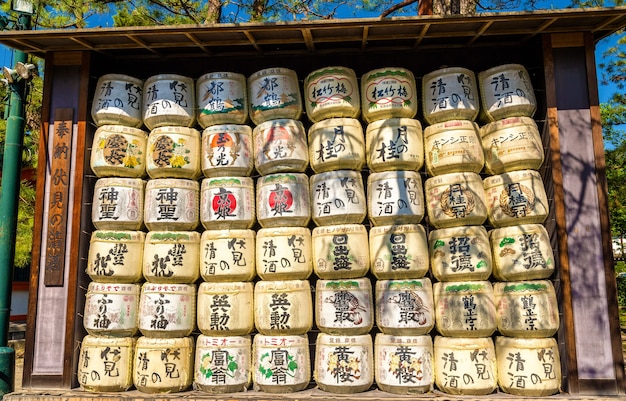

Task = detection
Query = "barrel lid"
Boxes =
[199,281,253,292]
[425,171,482,188]
[202,124,252,136]
[422,66,475,81]
[255,279,310,291]
[145,230,201,242]
[309,117,363,131]
[429,225,488,240]
[198,71,245,81]
[369,223,426,235]
[366,117,422,132]
[201,228,256,240]
[149,125,201,136]
[97,73,144,86]
[146,177,199,190]
[495,335,557,349]
[483,169,542,187]
[480,116,538,137]
[424,119,478,138]
[145,73,193,83]
[95,124,148,137]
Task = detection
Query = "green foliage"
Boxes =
[0,180,36,269]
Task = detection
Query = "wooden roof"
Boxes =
[0,7,624,59]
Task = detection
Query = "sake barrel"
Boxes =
[90,125,148,178]
[256,226,312,280]
[494,280,559,338]
[138,283,196,338]
[146,126,201,180]
[375,334,434,394]
[312,224,369,279]
[490,223,555,281]
[133,336,194,393]
[316,278,373,335]
[478,63,537,122]
[199,229,256,282]
[142,231,200,284]
[429,225,492,282]
[200,176,255,229]
[248,67,302,125]
[480,116,544,174]
[197,282,254,336]
[367,170,425,226]
[201,124,254,177]
[361,67,417,123]
[308,118,365,173]
[434,336,497,395]
[483,169,549,227]
[254,280,312,336]
[433,281,496,337]
[253,334,311,393]
[495,336,561,396]
[421,67,479,125]
[78,335,135,392]
[315,333,373,393]
[144,178,199,231]
[369,224,429,280]
[143,74,196,130]
[196,71,248,128]
[375,279,435,335]
[87,230,145,283]
[256,173,311,228]
[91,74,144,128]
[195,335,252,393]
[83,282,139,337]
[253,118,308,175]
[310,170,366,226]
[304,66,360,122]
[424,119,484,176]
[425,172,487,229]
[92,177,145,230]
[365,118,424,172]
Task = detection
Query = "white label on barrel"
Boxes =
[145,185,198,225]
[198,75,246,117]
[200,232,255,280]
[482,68,535,114]
[312,173,365,220]
[368,122,423,170]
[254,336,309,388]
[144,78,193,120]
[139,284,194,334]
[201,178,254,225]
[93,184,142,224]
[85,284,138,334]
[202,129,252,171]
[377,281,434,332]
[363,70,415,117]
[249,70,300,114]
[369,174,423,220]
[424,72,477,115]
[317,281,372,331]
[195,336,251,388]
[306,69,357,114]
[376,340,434,388]
[93,77,143,123]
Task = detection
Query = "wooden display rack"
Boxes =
[0,7,625,398]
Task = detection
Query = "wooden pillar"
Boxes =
[543,32,625,395]
[23,51,92,389]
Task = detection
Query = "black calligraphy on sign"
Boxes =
[45,108,73,286]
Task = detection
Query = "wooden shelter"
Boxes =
[0,7,625,398]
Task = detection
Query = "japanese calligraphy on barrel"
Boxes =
[304,66,360,123]
[143,74,196,130]
[196,72,248,128]
[90,125,148,178]
[92,74,144,128]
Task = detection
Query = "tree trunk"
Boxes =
[206,0,222,23]
[433,0,476,15]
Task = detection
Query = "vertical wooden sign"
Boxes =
[44,108,73,286]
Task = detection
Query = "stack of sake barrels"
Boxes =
[420,67,500,396]
[478,64,561,396]
[304,67,373,393]
[247,68,314,393]
[79,74,147,392]
[136,73,200,393]
[360,68,436,394]
[194,72,256,394]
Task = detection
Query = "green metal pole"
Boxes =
[0,12,31,394]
